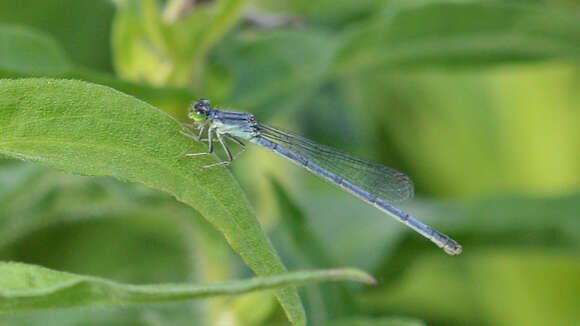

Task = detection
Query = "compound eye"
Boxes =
[193,109,207,122]
[188,105,207,122]
[195,99,211,110]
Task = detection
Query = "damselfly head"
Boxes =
[194,99,211,110]
[189,99,211,122]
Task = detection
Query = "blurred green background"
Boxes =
[0,0,579,325]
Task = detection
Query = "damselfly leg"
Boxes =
[225,134,247,160]
[181,126,214,157]
[181,127,247,169]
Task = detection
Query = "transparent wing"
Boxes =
[257,123,414,203]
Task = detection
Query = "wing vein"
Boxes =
[257,123,414,203]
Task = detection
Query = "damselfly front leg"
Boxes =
[199,133,248,169]
[182,128,247,169]
[196,124,208,141]
[180,122,195,129]
[199,133,234,169]
[183,126,215,157]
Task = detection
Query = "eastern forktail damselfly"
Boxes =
[181,99,462,255]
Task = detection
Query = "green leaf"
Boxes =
[334,2,580,74]
[0,262,374,313]
[63,69,196,118]
[0,78,306,324]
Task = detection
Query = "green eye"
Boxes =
[189,110,207,122]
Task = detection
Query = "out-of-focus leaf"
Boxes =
[210,30,338,119]
[186,210,244,324]
[112,0,176,85]
[0,163,219,325]
[0,164,119,248]
[0,262,374,313]
[0,78,305,325]
[252,0,387,25]
[270,177,336,268]
[179,0,250,74]
[2,212,194,285]
[0,163,197,284]
[361,249,579,326]
[0,23,195,116]
[0,25,71,74]
[289,185,580,279]
[349,193,580,325]
[270,177,354,325]
[112,0,250,86]
[225,291,279,326]
[334,2,580,74]
[373,193,580,288]
[0,303,204,326]
[344,63,580,198]
[0,0,115,71]
[325,316,425,326]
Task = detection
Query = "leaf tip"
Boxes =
[332,268,377,285]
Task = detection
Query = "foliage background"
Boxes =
[0,0,579,325]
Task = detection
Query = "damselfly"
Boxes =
[181,99,462,255]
